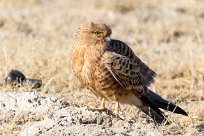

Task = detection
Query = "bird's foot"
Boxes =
[110,112,125,120]
[87,107,108,112]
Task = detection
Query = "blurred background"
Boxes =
[0,0,204,135]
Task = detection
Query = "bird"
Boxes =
[71,22,188,124]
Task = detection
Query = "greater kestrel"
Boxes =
[71,22,188,124]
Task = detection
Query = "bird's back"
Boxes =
[106,39,157,87]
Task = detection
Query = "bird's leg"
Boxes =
[114,102,119,114]
[98,98,105,109]
[88,98,107,112]
[113,102,125,120]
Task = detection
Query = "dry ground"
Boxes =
[0,0,204,135]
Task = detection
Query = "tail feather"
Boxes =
[145,88,188,116]
[139,95,168,124]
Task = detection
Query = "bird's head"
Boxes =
[75,22,112,46]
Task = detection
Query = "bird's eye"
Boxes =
[94,31,103,37]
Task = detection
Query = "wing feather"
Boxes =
[106,39,157,87]
[102,51,145,94]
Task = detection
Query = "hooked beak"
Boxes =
[104,37,111,42]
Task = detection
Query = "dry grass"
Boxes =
[0,0,204,135]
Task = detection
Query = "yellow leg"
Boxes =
[114,102,119,114]
[99,98,105,109]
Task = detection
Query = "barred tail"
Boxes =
[138,95,168,124]
[145,88,188,116]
